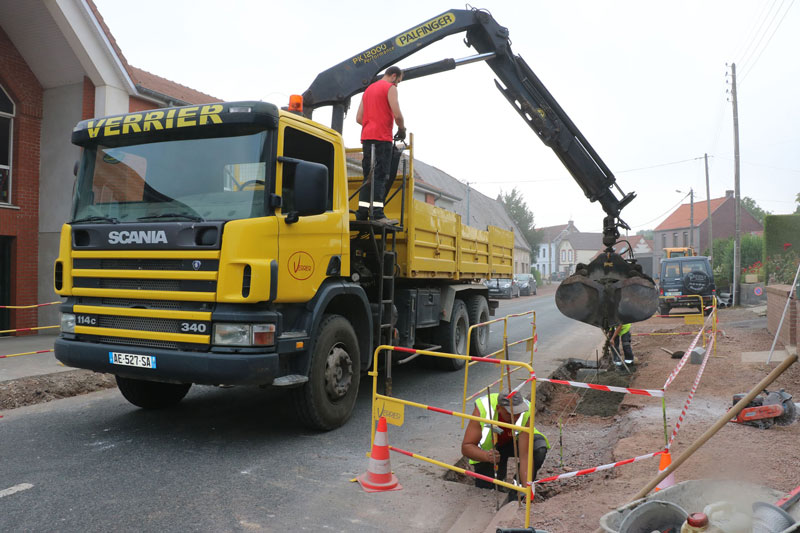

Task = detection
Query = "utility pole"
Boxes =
[704,154,712,259]
[689,188,694,249]
[731,63,742,306]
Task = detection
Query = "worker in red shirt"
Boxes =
[355,66,405,225]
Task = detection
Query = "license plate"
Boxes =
[665,291,681,296]
[109,351,156,369]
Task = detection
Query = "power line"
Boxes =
[629,194,690,230]
[740,0,796,82]
[616,156,706,174]
[733,0,774,61]
[737,0,782,71]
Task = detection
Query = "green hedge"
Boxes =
[763,214,800,282]
[764,214,800,256]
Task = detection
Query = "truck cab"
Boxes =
[54,101,510,430]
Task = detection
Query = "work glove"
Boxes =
[393,128,406,142]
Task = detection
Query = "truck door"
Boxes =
[274,122,345,303]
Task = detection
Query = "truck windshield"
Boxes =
[72,131,271,223]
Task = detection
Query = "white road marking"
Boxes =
[0,483,34,499]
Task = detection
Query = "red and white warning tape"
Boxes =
[536,377,664,397]
[667,334,715,449]
[506,372,536,400]
[0,325,59,335]
[663,312,713,390]
[0,349,54,359]
[533,449,666,484]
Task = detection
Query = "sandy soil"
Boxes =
[0,370,115,410]
[494,306,800,532]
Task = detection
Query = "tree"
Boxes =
[497,187,541,259]
[741,196,771,225]
[795,192,799,214]
[636,229,654,240]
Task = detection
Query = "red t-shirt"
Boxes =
[360,80,395,142]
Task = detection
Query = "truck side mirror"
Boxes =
[293,160,328,217]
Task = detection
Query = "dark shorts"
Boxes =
[472,434,548,489]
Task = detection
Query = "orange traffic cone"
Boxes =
[357,417,402,493]
[654,451,676,492]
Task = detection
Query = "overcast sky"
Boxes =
[94,0,800,234]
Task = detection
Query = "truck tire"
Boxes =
[115,376,191,409]
[292,314,360,431]
[435,299,469,370]
[466,294,490,356]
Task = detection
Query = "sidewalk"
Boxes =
[0,333,68,382]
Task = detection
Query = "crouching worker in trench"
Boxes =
[461,392,549,492]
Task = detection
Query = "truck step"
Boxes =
[272,375,309,387]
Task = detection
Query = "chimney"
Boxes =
[725,190,734,198]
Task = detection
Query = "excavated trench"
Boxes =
[445,358,636,501]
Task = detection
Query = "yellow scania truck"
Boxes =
[54,100,513,429]
[54,8,657,430]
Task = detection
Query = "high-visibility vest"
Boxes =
[620,324,631,336]
[469,393,549,465]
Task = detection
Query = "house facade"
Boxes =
[558,232,605,275]
[0,0,217,332]
[654,190,763,260]
[534,221,579,278]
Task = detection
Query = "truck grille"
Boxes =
[73,258,219,271]
[70,251,218,348]
[97,315,190,334]
[92,335,181,351]
[72,278,216,293]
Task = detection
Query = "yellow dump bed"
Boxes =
[347,146,513,281]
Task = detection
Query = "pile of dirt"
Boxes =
[492,306,800,533]
[0,370,116,410]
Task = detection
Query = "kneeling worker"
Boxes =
[461,392,549,490]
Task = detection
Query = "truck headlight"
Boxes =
[213,323,276,346]
[213,324,251,346]
[61,313,76,333]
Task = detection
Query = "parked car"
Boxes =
[487,278,520,299]
[514,273,537,296]
[658,256,716,315]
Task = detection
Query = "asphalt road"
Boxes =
[0,290,602,533]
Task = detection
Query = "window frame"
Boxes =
[0,84,15,206]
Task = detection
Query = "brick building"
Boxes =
[0,0,217,333]
[654,190,763,260]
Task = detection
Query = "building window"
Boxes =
[0,85,14,205]
[561,250,566,262]
[683,232,688,246]
[568,250,573,262]
[672,233,678,246]
[661,233,666,248]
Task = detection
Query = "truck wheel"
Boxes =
[293,314,360,431]
[435,299,469,370]
[466,294,490,356]
[115,376,191,409]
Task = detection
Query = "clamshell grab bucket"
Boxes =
[555,251,659,329]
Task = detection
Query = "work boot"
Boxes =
[374,217,399,226]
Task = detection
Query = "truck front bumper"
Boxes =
[55,337,280,386]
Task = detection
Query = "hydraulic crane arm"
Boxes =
[302,8,657,328]
[302,8,634,242]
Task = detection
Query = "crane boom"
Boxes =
[302,8,658,329]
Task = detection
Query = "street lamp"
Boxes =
[676,188,694,249]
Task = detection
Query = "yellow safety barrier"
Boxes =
[461,311,536,426]
[640,295,718,351]
[369,345,538,528]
